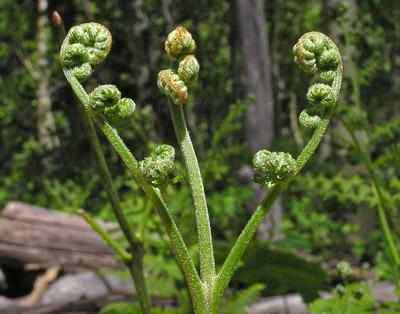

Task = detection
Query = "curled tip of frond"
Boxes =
[165,26,196,59]
[293,31,341,75]
[178,55,200,85]
[60,22,112,81]
[252,150,297,186]
[89,85,135,124]
[139,144,176,186]
[294,32,342,124]
[158,69,188,105]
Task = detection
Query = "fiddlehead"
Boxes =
[178,55,200,85]
[293,31,342,128]
[61,24,135,126]
[139,144,176,187]
[89,84,136,124]
[158,26,200,106]
[158,69,189,105]
[60,22,112,82]
[165,26,196,59]
[253,150,297,187]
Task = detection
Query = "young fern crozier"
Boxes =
[61,22,342,314]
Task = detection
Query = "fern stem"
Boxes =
[168,102,216,297]
[65,69,152,314]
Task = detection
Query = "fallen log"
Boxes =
[0,272,176,314]
[0,293,131,314]
[0,202,121,270]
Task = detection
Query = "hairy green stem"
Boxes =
[168,102,216,292]
[211,183,283,312]
[94,117,207,313]
[64,69,152,314]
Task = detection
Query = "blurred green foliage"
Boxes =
[229,242,328,302]
[310,282,376,314]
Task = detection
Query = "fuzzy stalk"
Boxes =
[211,183,283,312]
[64,69,152,314]
[94,117,208,313]
[167,102,216,295]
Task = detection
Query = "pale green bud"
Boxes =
[60,23,112,81]
[61,43,90,68]
[71,63,93,82]
[253,150,297,186]
[307,83,335,108]
[158,69,188,105]
[89,85,121,111]
[337,261,352,279]
[165,26,196,59]
[67,23,112,65]
[139,145,176,186]
[89,85,136,124]
[178,55,200,84]
[299,110,322,129]
[117,98,136,119]
[104,97,136,125]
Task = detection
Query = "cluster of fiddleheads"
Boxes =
[293,31,342,128]
[60,23,111,82]
[60,21,343,314]
[139,144,176,187]
[253,150,297,186]
[89,84,136,124]
[158,26,200,105]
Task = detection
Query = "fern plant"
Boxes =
[60,23,342,314]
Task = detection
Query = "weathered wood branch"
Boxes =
[0,202,122,270]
